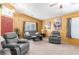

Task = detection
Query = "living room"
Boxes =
[0,2,79,55]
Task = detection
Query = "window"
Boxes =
[67,17,79,39]
[24,22,37,31]
[71,17,79,39]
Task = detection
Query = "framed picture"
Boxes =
[45,22,51,29]
[54,18,62,30]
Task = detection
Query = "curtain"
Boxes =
[66,18,71,38]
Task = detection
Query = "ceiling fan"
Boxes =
[49,3,78,9]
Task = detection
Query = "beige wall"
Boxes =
[13,12,42,38]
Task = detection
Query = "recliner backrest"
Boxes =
[3,32,18,43]
[51,31,60,35]
[25,32,30,36]
[51,31,60,37]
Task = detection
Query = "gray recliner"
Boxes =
[0,36,11,55]
[24,32,32,40]
[3,32,29,55]
[49,31,61,44]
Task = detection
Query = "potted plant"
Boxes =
[14,28,20,37]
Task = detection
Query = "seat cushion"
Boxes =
[6,38,18,43]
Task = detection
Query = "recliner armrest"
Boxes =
[4,48,11,55]
[0,48,11,55]
[4,44,19,48]
[17,39,29,43]
[17,41,27,43]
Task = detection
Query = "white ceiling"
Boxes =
[13,3,79,20]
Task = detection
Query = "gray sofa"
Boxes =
[3,32,29,55]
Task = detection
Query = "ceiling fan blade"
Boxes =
[70,3,79,4]
[60,5,63,9]
[49,3,57,7]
